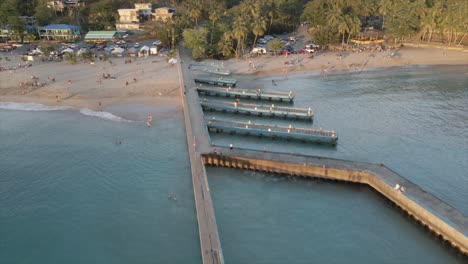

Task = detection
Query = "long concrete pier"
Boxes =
[201,149,468,255]
[178,48,224,264]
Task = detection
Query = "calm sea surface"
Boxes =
[0,104,200,263]
[1,65,467,263]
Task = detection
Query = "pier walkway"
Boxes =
[207,119,337,145]
[194,77,237,87]
[178,47,223,264]
[197,86,294,102]
[201,100,313,120]
[189,63,231,76]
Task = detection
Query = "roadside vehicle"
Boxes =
[251,47,267,54]
[153,40,162,46]
[257,38,267,44]
[134,42,140,48]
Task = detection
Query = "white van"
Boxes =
[251,47,267,54]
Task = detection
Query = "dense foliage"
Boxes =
[0,0,466,56]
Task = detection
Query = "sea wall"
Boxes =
[202,153,468,256]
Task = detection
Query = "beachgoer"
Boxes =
[230,144,233,150]
[126,81,129,86]
[133,77,137,83]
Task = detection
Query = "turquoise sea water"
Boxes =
[205,65,467,263]
[0,105,200,263]
[1,65,467,263]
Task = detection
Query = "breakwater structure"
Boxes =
[207,119,337,145]
[200,99,313,120]
[177,46,468,263]
[197,86,295,102]
[202,150,468,256]
[194,77,237,87]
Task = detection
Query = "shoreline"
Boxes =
[1,46,467,112]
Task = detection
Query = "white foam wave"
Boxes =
[79,108,131,122]
[0,102,70,111]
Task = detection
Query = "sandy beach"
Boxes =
[0,54,181,110]
[1,46,467,111]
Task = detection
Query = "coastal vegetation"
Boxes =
[0,0,466,58]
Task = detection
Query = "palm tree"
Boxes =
[185,0,202,27]
[378,0,395,30]
[266,1,278,34]
[251,14,267,49]
[347,15,361,43]
[218,32,234,58]
[232,15,249,58]
[337,17,349,46]
[208,1,226,44]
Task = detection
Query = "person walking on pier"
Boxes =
[230,144,233,150]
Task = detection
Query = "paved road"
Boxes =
[177,46,223,264]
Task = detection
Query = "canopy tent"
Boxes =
[138,45,150,57]
[84,31,117,42]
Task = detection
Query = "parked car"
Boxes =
[284,45,294,52]
[257,38,267,44]
[251,47,267,54]
[69,44,77,49]
[281,50,291,56]
[116,40,126,45]
[263,35,274,41]
[153,40,162,46]
[289,36,297,42]
[134,42,140,48]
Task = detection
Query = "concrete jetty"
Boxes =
[194,77,237,87]
[201,99,313,120]
[207,119,338,145]
[197,86,294,102]
[189,63,231,76]
[201,149,468,255]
